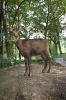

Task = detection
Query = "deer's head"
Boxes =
[12,25,20,38]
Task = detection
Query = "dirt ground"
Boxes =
[0,63,66,100]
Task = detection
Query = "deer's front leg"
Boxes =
[42,60,47,73]
[28,56,31,76]
[24,57,28,76]
[47,58,51,73]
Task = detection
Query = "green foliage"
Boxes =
[0,57,42,69]
[0,59,11,68]
[0,0,66,67]
[32,56,43,63]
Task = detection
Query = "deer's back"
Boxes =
[21,39,49,54]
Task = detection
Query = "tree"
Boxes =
[0,0,3,59]
[0,0,66,67]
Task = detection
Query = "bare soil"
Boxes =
[0,63,66,100]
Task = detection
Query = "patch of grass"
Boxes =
[32,56,43,63]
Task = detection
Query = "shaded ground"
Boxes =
[0,63,66,100]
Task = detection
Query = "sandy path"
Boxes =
[0,63,66,100]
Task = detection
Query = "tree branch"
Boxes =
[13,0,30,24]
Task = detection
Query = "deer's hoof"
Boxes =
[47,70,50,73]
[24,72,27,76]
[42,69,45,73]
[28,72,32,77]
[28,72,31,76]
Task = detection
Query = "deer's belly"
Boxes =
[31,49,41,56]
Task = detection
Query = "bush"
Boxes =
[0,59,11,68]
[0,56,43,69]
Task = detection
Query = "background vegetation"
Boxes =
[0,0,66,68]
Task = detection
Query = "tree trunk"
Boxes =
[57,32,62,54]
[44,4,49,39]
[0,0,3,59]
[58,41,62,54]
[55,43,58,56]
[44,0,51,39]
[2,0,12,65]
[18,12,21,60]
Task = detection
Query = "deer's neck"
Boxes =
[15,37,22,51]
[14,36,20,42]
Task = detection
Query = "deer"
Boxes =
[12,26,51,76]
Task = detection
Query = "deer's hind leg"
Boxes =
[47,57,51,73]
[42,59,47,73]
[41,51,50,73]
[28,56,31,76]
[24,57,28,76]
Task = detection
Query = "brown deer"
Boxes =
[12,26,51,76]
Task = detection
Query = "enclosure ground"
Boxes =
[0,63,66,100]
